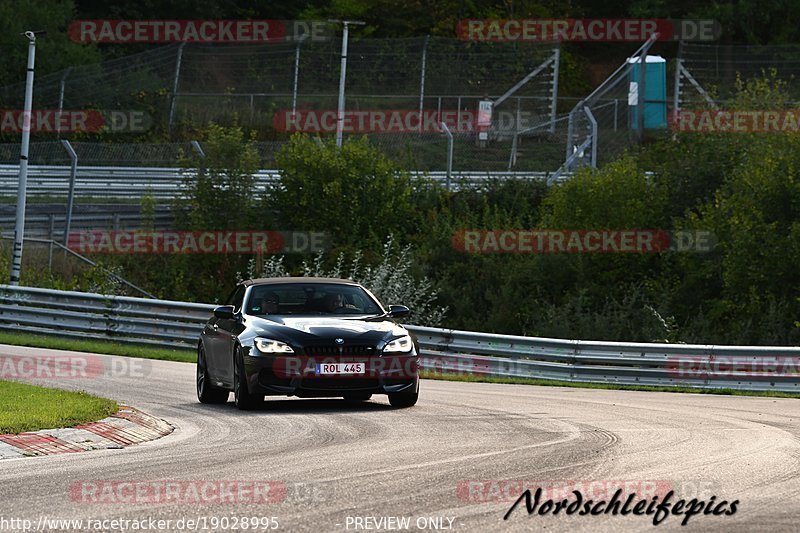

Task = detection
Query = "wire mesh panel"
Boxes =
[679,43,800,107]
[551,38,661,181]
[0,45,180,140]
[0,37,560,171]
[0,141,71,165]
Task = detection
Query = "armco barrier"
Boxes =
[0,284,798,392]
[0,165,561,200]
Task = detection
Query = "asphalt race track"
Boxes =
[1,344,799,532]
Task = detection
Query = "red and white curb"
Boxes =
[0,406,173,460]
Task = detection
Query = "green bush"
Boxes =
[271,134,417,250]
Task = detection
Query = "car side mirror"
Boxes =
[213,305,236,320]
[387,305,410,318]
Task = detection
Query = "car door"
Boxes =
[216,285,246,386]
[205,285,244,385]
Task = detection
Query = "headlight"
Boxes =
[383,335,413,354]
[254,338,294,354]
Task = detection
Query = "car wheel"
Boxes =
[234,347,263,411]
[343,393,372,403]
[388,386,418,408]
[197,344,229,404]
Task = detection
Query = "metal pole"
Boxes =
[549,48,560,134]
[418,35,430,134]
[10,31,40,286]
[168,42,186,135]
[336,23,349,147]
[637,49,646,140]
[441,122,453,191]
[330,20,365,147]
[673,41,684,122]
[190,140,205,158]
[56,67,71,140]
[565,103,579,161]
[48,214,54,272]
[584,106,598,168]
[509,97,521,169]
[291,34,308,117]
[61,139,77,244]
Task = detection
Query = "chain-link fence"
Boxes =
[551,36,660,181]
[676,43,800,108]
[0,37,561,171]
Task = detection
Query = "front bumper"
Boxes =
[243,353,419,397]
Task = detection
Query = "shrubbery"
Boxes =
[41,70,800,342]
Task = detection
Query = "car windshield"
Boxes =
[245,283,383,316]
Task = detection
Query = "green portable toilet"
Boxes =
[628,55,667,130]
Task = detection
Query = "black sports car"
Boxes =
[196,277,419,409]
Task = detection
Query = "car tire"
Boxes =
[234,348,264,411]
[197,344,229,404]
[388,386,418,408]
[343,393,372,403]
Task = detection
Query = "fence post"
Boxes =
[190,140,205,158]
[61,140,78,245]
[292,34,308,117]
[565,104,577,161]
[549,47,560,134]
[673,41,684,121]
[168,42,186,135]
[508,97,521,169]
[418,35,430,134]
[48,214,54,272]
[584,106,598,167]
[57,67,72,140]
[441,122,453,191]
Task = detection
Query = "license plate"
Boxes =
[315,363,365,375]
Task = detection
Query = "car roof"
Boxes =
[241,277,360,287]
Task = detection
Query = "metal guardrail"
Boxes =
[0,284,797,392]
[0,165,562,200]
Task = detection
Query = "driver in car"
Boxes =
[324,293,357,312]
[261,292,280,314]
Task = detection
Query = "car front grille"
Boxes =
[304,345,377,356]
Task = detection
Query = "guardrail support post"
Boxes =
[48,214,54,271]
[61,139,78,245]
[441,122,453,191]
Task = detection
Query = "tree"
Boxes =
[0,0,100,84]
[271,134,416,250]
[175,123,260,231]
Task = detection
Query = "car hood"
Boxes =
[245,315,408,344]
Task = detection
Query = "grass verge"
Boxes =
[0,332,195,363]
[0,379,118,434]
